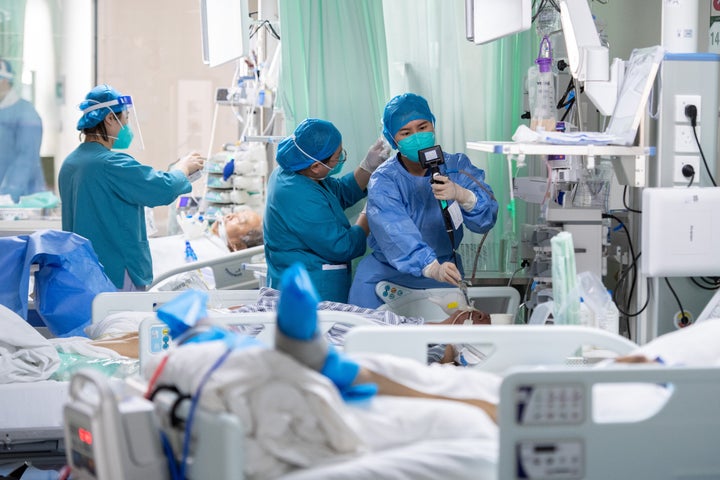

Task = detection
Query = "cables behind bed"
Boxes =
[145,345,234,480]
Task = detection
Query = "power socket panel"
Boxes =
[674,94,702,123]
[673,155,700,183]
[674,125,701,153]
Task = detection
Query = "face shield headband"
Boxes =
[81,95,145,150]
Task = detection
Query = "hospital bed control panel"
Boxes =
[514,383,585,425]
[512,384,586,479]
[148,324,171,354]
[516,440,584,479]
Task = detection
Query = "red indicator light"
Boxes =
[78,427,93,445]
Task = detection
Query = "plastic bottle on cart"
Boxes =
[579,298,596,328]
[530,36,557,132]
[599,294,620,335]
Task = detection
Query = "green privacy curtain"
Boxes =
[278,0,389,201]
[0,0,26,76]
[278,0,534,272]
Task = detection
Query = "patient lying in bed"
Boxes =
[149,266,720,479]
[149,266,498,479]
[150,209,264,286]
[219,286,489,363]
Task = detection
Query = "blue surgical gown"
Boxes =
[264,167,367,303]
[59,142,191,289]
[0,93,45,202]
[348,152,498,308]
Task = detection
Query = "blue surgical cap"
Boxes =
[276,118,342,172]
[76,84,127,130]
[382,93,436,147]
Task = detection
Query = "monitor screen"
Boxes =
[200,0,251,68]
[466,0,531,45]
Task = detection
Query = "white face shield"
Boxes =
[81,95,145,151]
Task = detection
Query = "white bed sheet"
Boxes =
[0,303,137,444]
[152,344,500,480]
[149,234,228,279]
[281,437,498,480]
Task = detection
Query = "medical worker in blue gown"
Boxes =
[264,118,391,303]
[59,84,205,291]
[0,58,46,202]
[349,93,499,308]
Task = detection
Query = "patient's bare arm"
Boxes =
[615,355,654,364]
[354,367,498,423]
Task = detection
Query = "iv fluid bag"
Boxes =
[528,65,556,132]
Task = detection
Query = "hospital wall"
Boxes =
[94,0,252,234]
[91,0,713,234]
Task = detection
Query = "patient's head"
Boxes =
[212,209,264,251]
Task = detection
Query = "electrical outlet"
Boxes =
[674,125,701,153]
[674,94,702,123]
[673,310,694,329]
[673,155,700,183]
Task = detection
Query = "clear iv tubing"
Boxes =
[506,154,520,236]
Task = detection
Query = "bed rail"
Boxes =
[92,290,261,323]
[150,245,264,290]
[344,325,637,373]
[138,310,377,371]
[498,365,720,479]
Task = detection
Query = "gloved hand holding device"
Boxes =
[431,174,477,211]
[422,259,463,285]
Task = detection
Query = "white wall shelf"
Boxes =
[466,141,657,187]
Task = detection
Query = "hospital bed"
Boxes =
[347,324,720,478]
[0,381,69,467]
[71,321,718,480]
[0,290,262,472]
[150,244,264,290]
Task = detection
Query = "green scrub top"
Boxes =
[264,167,367,302]
[59,142,191,288]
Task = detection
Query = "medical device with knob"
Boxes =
[418,145,475,307]
[418,145,454,240]
[63,369,169,480]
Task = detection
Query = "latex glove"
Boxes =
[422,259,462,285]
[431,174,477,211]
[359,138,393,173]
[176,152,205,179]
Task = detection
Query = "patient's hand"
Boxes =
[615,354,655,364]
[440,309,491,326]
